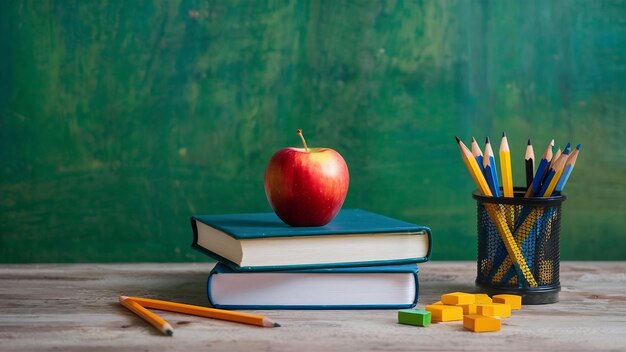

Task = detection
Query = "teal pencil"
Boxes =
[555,144,581,192]
[483,137,500,197]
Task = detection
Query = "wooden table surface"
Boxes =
[1,262,624,351]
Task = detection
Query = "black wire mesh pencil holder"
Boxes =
[473,187,565,304]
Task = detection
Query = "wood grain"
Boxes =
[1,262,624,351]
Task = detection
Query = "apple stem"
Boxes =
[297,129,309,152]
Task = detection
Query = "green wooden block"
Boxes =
[398,309,431,327]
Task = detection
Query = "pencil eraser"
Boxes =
[474,293,492,304]
[492,294,522,310]
[458,303,477,315]
[398,309,431,327]
[463,314,501,332]
[426,304,463,322]
[477,303,511,318]
[441,292,476,305]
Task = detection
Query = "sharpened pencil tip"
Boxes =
[563,144,571,155]
[576,144,582,150]
[471,136,476,142]
[528,138,532,145]
[550,139,555,146]
[485,136,490,143]
[455,136,460,143]
[273,323,281,327]
[502,132,506,137]
[166,329,173,336]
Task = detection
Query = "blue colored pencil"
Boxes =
[537,145,571,197]
[525,139,554,197]
[483,137,501,197]
[555,144,581,192]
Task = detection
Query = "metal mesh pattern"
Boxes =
[475,196,562,289]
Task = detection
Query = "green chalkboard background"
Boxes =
[1,0,625,263]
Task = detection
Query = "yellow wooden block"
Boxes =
[474,293,492,304]
[431,301,443,305]
[425,304,463,322]
[441,292,476,305]
[458,303,477,315]
[463,314,501,332]
[477,303,511,318]
[493,294,522,310]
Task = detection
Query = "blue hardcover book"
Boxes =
[207,262,420,309]
[191,209,432,271]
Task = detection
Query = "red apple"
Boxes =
[264,130,350,227]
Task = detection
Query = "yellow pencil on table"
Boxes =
[127,296,280,328]
[119,296,174,336]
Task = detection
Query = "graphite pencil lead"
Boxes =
[455,136,460,143]
[528,138,532,145]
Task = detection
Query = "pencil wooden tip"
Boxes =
[455,136,460,143]
[550,139,555,146]
[472,136,477,142]
[528,138,532,145]
[119,296,128,302]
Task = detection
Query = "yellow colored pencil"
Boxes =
[127,296,280,328]
[471,137,484,171]
[456,137,492,196]
[119,296,174,336]
[499,132,514,198]
[551,147,562,169]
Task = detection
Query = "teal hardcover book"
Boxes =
[191,209,432,271]
[207,262,420,309]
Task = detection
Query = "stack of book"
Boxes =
[190,209,431,309]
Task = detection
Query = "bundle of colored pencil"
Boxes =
[455,134,581,287]
[463,134,581,199]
